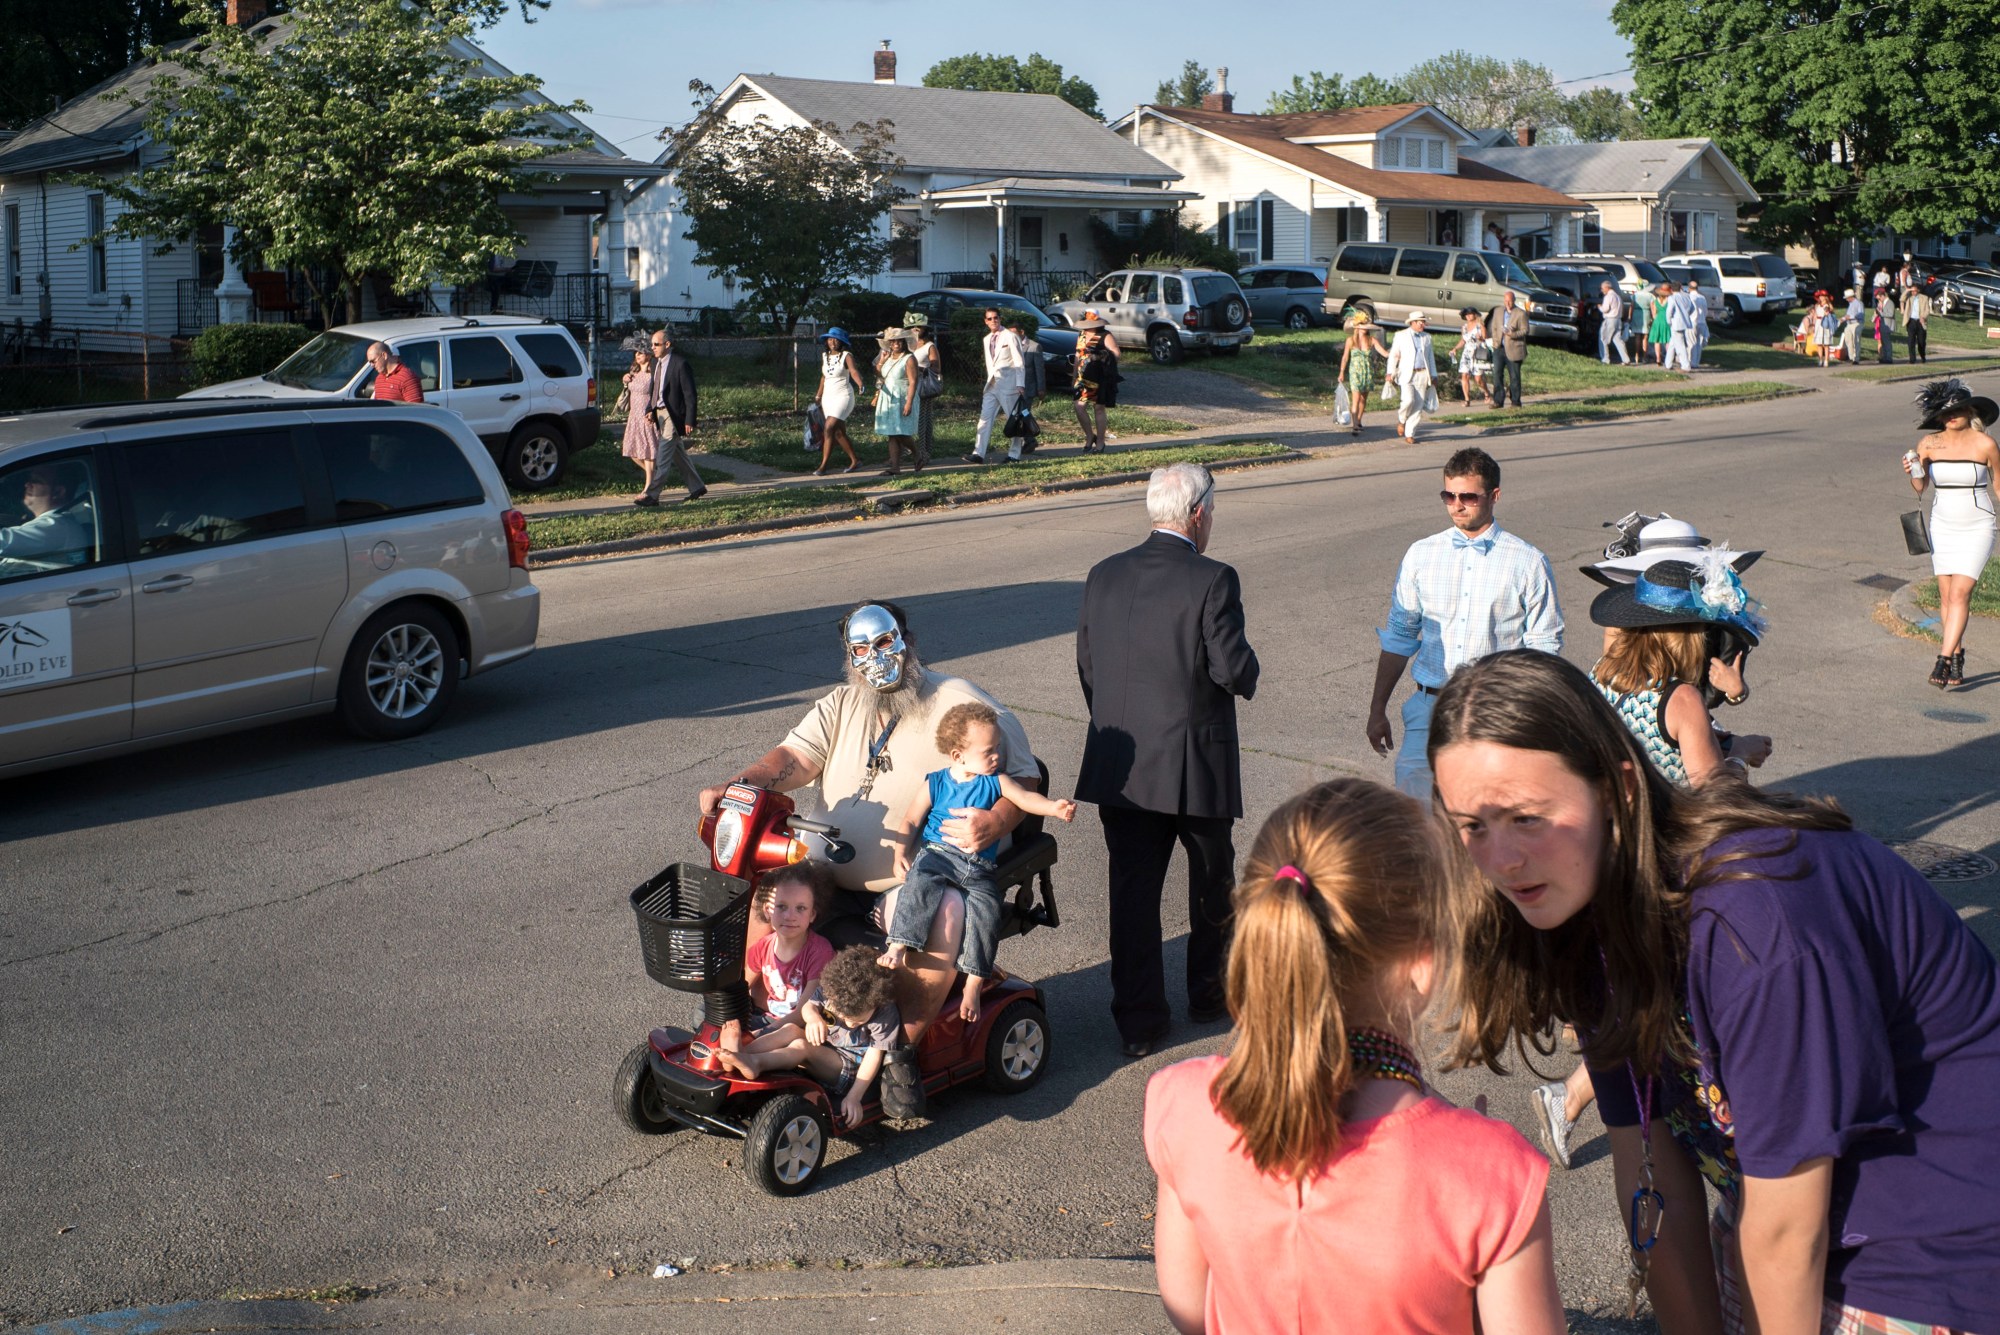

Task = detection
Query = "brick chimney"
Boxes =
[1200,66,1234,114]
[226,0,267,25]
[873,40,896,85]
[1514,124,1537,147]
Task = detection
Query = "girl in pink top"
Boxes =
[1144,778,1562,1334]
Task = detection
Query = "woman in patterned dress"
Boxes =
[1336,313,1386,437]
[619,349,661,499]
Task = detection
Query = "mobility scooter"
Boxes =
[612,769,1061,1195]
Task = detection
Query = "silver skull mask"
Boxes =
[844,604,907,690]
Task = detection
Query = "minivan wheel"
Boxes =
[1719,296,1743,327]
[503,421,569,490]
[1148,326,1185,365]
[1284,307,1313,331]
[338,602,461,740]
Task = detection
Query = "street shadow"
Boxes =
[1775,730,2000,848]
[0,580,1086,840]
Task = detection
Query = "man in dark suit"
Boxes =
[1486,290,1529,408]
[637,326,707,507]
[1076,463,1259,1058]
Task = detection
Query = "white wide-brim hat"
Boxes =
[1582,516,1763,588]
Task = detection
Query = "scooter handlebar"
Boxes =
[786,814,840,836]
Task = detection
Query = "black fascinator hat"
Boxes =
[1916,378,1998,431]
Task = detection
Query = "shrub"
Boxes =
[818,288,910,338]
[1089,214,1240,275]
[187,322,314,386]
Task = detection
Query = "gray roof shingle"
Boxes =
[1461,139,1756,202]
[737,76,1178,180]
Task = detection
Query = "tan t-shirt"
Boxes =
[782,674,1039,892]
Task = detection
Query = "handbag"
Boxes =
[1002,401,1032,438]
[613,385,631,419]
[1900,508,1932,556]
[917,359,944,399]
[1333,378,1351,426]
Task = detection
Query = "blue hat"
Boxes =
[824,327,850,347]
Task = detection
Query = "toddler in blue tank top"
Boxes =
[880,701,1076,1021]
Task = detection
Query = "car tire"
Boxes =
[743,1094,830,1197]
[336,601,461,740]
[982,1000,1051,1094]
[502,420,569,491]
[1284,307,1313,331]
[1220,296,1249,329]
[613,1041,685,1136]
[1148,326,1185,365]
[1719,296,1743,328]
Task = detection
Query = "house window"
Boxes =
[86,194,107,295]
[4,204,18,297]
[1110,210,1143,238]
[889,207,922,272]
[1688,158,1704,182]
[1381,134,1447,172]
[1580,212,1603,252]
[1217,199,1271,264]
[1666,209,1717,253]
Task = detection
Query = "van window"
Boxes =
[123,431,309,557]
[395,340,441,394]
[448,336,523,389]
[1453,255,1490,285]
[1754,255,1795,279]
[1483,253,1538,286]
[1126,274,1158,302]
[1336,246,1396,276]
[1247,270,1285,289]
[1161,276,1186,304]
[318,420,486,521]
[1086,275,1125,303]
[1397,249,1449,281]
[1718,258,1758,278]
[0,453,102,584]
[514,333,582,378]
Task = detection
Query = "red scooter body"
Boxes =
[614,782,1058,1195]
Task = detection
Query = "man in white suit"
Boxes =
[1384,311,1440,443]
[965,308,1028,465]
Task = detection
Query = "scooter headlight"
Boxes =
[712,809,745,867]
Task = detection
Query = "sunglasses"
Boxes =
[1440,490,1489,505]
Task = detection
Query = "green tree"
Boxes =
[0,0,193,129]
[92,0,579,326]
[1154,60,1213,108]
[1398,50,1565,131]
[1561,86,1647,142]
[667,81,907,334]
[1615,0,2000,269]
[1264,71,1409,114]
[922,51,1101,119]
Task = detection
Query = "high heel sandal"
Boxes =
[1929,654,1952,689]
[1947,647,1965,688]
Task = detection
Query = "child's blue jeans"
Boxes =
[887,841,1002,979]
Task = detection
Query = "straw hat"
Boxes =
[878,326,908,345]
[1075,314,1108,331]
[1582,514,1762,588]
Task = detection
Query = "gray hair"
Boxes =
[1146,463,1215,528]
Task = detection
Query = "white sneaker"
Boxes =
[1531,1081,1575,1170]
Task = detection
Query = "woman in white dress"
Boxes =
[812,328,863,475]
[1907,378,2000,688]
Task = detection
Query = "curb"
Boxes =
[1888,579,1942,638]
[529,450,1304,565]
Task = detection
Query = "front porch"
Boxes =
[1307,203,1590,258]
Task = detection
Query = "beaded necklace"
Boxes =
[1348,1026,1424,1089]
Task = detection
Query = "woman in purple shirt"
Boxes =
[1427,650,2000,1335]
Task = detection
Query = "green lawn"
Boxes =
[1687,331,1811,372]
[1924,313,2000,351]
[1915,567,2000,618]
[1833,363,1954,384]
[1434,380,1804,429]
[526,485,862,551]
[872,442,1294,498]
[513,440,732,505]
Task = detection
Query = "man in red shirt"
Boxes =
[365,343,424,402]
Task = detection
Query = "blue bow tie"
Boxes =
[1452,534,1495,553]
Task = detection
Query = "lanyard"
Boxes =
[1623,1060,1666,1317]
[854,715,899,801]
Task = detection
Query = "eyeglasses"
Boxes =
[1440,490,1488,505]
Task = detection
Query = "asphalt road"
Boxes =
[5,374,1997,1330]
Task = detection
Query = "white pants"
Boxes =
[1664,331,1694,371]
[1690,333,1708,368]
[1599,323,1630,363]
[974,382,1023,459]
[1395,690,1437,799]
[1397,381,1431,436]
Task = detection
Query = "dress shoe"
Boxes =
[686,487,708,502]
[632,496,660,508]
[961,452,986,465]
[1187,999,1229,1025]
[1121,1037,1158,1060]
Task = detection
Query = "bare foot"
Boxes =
[718,1018,745,1053]
[959,979,984,1025]
[715,1048,757,1079]
[878,943,909,970]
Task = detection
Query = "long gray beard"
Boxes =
[847,652,930,725]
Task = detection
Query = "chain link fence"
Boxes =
[0,327,191,412]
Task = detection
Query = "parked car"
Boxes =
[1938,268,2000,316]
[1320,242,1578,343]
[1547,253,1673,301]
[0,398,539,779]
[901,289,1077,380]
[1527,263,1621,352]
[1672,251,1798,324]
[1047,267,1254,364]
[1657,259,1728,324]
[1238,263,1333,329]
[181,316,600,492]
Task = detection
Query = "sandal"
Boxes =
[1930,655,1952,689]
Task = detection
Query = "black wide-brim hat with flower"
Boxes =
[1589,558,1764,647]
[1916,377,1998,430]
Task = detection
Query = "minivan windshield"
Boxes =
[267,332,371,391]
[1482,253,1538,287]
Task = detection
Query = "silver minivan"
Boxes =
[0,399,539,779]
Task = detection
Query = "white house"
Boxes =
[628,45,1195,317]
[0,0,652,349]
[1108,93,1587,266]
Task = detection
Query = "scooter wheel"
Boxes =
[613,1041,684,1136]
[744,1094,830,1196]
[982,1001,1051,1094]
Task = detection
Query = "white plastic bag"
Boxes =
[1334,380,1351,426]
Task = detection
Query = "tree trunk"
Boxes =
[343,277,363,329]
[1808,228,1844,279]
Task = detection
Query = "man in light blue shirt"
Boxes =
[1366,447,1563,797]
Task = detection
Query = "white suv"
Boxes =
[1672,252,1798,324]
[183,316,600,490]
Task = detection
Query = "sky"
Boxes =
[475,0,1638,158]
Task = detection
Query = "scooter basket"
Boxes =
[630,863,754,992]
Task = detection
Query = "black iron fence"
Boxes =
[928,270,1093,310]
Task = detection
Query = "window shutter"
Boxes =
[1260,199,1275,261]
[1427,138,1444,170]
[1383,137,1400,169]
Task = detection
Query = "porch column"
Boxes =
[1553,213,1571,255]
[427,274,458,316]
[1364,204,1384,242]
[215,224,252,325]
[604,191,633,313]
[993,200,1007,289]
[1468,209,1485,251]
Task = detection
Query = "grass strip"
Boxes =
[1913,568,2000,618]
[873,442,1293,498]
[1832,363,1968,384]
[513,441,731,505]
[1434,380,1804,429]
[526,486,860,550]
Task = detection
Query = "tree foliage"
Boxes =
[1561,86,1648,142]
[0,0,194,130]
[1614,0,2000,268]
[1264,71,1409,114]
[92,0,580,326]
[922,52,1101,119]
[667,81,908,334]
[1154,60,1214,108]
[1398,50,1566,131]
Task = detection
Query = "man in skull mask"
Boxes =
[698,600,1041,1040]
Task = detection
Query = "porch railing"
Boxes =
[460,272,612,328]
[929,269,1093,310]
[176,279,218,336]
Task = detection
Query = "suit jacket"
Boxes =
[1487,306,1528,361]
[1384,328,1437,386]
[1076,531,1259,819]
[651,353,698,435]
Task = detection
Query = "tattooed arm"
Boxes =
[698,746,820,816]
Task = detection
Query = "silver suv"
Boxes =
[183,316,600,491]
[1047,268,1254,364]
[0,399,539,778]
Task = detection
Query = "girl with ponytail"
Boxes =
[1143,778,1563,1335]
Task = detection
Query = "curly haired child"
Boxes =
[719,945,901,1127]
